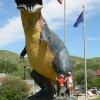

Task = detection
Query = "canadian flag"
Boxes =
[57,0,62,4]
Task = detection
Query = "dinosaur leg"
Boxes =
[27,70,55,100]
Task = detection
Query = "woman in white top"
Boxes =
[65,72,74,97]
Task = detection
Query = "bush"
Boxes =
[0,60,18,74]
[90,77,100,88]
[0,76,30,100]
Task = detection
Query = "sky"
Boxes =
[0,0,100,58]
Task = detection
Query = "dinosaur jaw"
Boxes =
[15,0,43,13]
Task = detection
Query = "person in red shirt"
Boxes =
[56,74,65,96]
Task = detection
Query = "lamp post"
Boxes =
[23,66,26,80]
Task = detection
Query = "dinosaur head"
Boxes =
[15,0,43,13]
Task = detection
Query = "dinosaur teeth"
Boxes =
[28,7,30,11]
[17,4,43,12]
[35,4,38,9]
[32,7,35,12]
[17,4,20,7]
[22,4,24,7]
[31,7,33,11]
[18,4,23,8]
[23,4,26,8]
[18,4,21,7]
[20,4,23,7]
[34,4,39,12]
[26,7,28,11]
[24,5,27,10]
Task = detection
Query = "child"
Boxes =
[56,74,65,96]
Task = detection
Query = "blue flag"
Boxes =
[73,12,83,27]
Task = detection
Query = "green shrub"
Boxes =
[0,60,18,74]
[0,76,30,100]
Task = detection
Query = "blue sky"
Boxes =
[0,0,100,58]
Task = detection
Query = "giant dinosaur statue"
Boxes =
[15,0,72,100]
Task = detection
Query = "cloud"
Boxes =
[0,1,3,9]
[0,16,24,48]
[0,0,100,48]
[42,0,100,30]
[87,37,100,41]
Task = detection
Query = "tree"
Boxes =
[89,77,100,88]
[73,63,100,89]
[74,70,84,85]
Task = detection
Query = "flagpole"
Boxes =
[64,0,66,45]
[83,6,88,100]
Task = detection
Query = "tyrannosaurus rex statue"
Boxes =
[15,0,72,100]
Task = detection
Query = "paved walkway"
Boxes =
[77,95,99,100]
[54,95,100,100]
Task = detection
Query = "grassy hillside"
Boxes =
[70,56,83,66]
[0,50,100,67]
[71,56,100,66]
[1,50,100,87]
[0,50,19,63]
[0,50,30,67]
[87,57,100,64]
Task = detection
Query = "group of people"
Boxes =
[56,72,74,98]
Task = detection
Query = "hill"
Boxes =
[0,50,30,67]
[1,50,100,88]
[70,56,100,66]
[0,50,19,63]
[0,50,100,67]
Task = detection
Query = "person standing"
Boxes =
[65,72,74,97]
[56,75,60,96]
[56,74,65,96]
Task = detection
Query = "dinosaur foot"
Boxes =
[27,88,54,100]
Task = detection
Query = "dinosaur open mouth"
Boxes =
[15,0,43,12]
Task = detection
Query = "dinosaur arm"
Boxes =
[20,46,27,59]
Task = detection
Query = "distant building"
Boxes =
[96,70,100,76]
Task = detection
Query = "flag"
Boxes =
[73,12,83,27]
[57,0,62,4]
